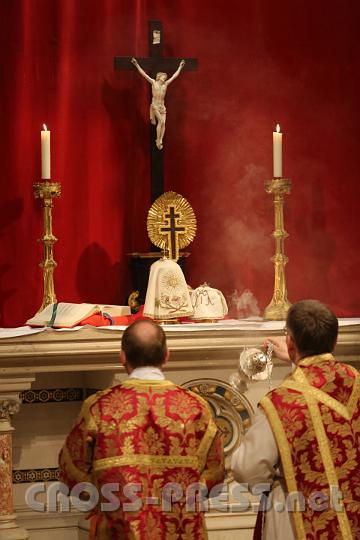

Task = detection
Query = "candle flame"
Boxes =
[43,124,48,131]
[276,124,280,133]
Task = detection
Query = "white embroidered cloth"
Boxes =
[143,259,193,320]
[190,283,228,321]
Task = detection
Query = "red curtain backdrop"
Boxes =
[1,0,360,327]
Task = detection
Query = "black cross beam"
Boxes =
[159,206,186,261]
[114,20,198,202]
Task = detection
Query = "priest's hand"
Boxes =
[264,336,290,363]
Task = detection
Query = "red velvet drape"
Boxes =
[1,0,360,327]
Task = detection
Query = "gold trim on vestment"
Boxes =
[303,393,353,539]
[197,419,218,472]
[61,444,91,483]
[282,380,351,420]
[82,387,115,432]
[293,360,360,419]
[346,366,360,416]
[285,356,357,539]
[120,379,176,388]
[93,453,199,473]
[260,396,306,540]
[183,389,219,473]
[298,353,335,366]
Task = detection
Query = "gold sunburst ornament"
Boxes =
[147,191,197,261]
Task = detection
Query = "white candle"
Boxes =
[41,124,51,179]
[273,124,282,178]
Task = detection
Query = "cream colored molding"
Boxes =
[15,506,82,531]
[0,325,358,375]
[0,378,36,394]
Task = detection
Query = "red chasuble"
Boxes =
[261,354,360,540]
[59,379,224,539]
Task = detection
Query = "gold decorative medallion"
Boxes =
[182,378,253,476]
[147,191,196,261]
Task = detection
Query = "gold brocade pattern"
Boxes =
[261,356,360,540]
[304,393,353,539]
[60,443,91,483]
[94,454,199,472]
[282,380,351,420]
[260,396,306,540]
[59,380,224,539]
[197,420,218,472]
[297,352,335,366]
[347,367,360,415]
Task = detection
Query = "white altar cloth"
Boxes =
[1,317,360,339]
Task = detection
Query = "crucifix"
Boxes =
[160,205,186,261]
[114,20,198,202]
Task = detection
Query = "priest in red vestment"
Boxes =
[59,319,225,539]
[231,300,360,540]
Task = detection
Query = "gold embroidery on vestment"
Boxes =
[298,353,335,367]
[282,380,351,420]
[260,396,306,540]
[61,444,91,483]
[93,454,199,472]
[347,367,360,416]
[303,393,353,539]
[120,379,176,388]
[197,419,218,472]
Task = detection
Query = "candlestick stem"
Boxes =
[264,177,292,320]
[33,181,61,312]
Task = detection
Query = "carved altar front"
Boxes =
[0,320,359,540]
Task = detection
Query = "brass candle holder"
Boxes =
[33,181,61,311]
[264,177,292,320]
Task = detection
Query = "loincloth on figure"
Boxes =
[150,102,166,123]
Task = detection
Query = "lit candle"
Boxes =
[41,124,51,179]
[273,124,282,178]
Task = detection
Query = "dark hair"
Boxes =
[286,300,338,358]
[121,320,167,368]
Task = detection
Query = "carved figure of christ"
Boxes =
[114,20,198,202]
[131,57,185,150]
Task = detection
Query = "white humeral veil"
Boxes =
[143,259,193,320]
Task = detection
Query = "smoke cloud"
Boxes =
[230,288,261,319]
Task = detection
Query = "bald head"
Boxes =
[121,320,167,368]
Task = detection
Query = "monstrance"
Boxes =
[147,191,197,260]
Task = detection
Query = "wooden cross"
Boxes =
[159,206,186,261]
[114,20,198,202]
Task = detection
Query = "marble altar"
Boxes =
[0,319,358,539]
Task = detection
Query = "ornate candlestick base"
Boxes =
[264,177,292,321]
[33,181,61,312]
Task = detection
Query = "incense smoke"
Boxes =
[230,289,261,319]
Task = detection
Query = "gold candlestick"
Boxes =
[33,181,61,311]
[264,177,292,320]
